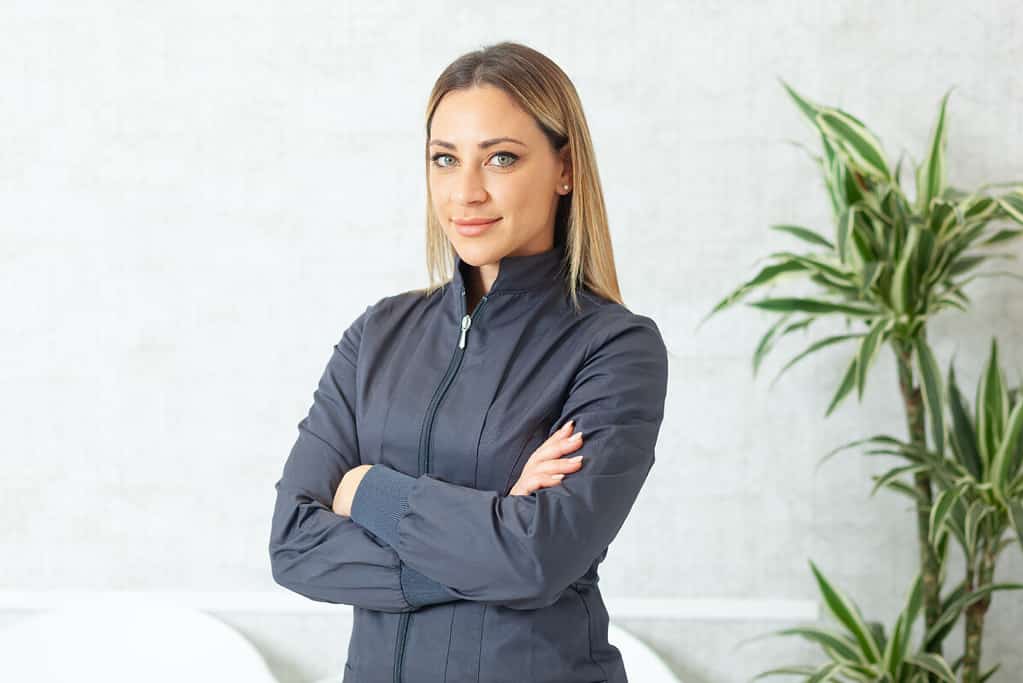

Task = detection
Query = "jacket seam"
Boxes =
[472,405,489,488]
[396,562,414,610]
[501,408,558,495]
[299,424,349,464]
[571,585,608,682]
[443,605,455,682]
[476,605,488,683]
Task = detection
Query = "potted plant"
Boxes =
[702,81,1023,681]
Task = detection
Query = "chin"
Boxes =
[451,237,506,266]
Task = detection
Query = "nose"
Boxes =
[452,169,488,204]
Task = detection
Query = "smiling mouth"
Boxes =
[453,217,501,236]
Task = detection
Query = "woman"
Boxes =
[269,41,669,683]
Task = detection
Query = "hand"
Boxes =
[508,419,584,496]
[333,464,374,517]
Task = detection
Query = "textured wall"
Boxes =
[2,1,1022,682]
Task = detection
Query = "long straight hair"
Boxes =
[419,41,623,312]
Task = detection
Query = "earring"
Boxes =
[562,184,570,191]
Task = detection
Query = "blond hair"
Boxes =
[418,41,623,311]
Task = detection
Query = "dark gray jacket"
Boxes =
[269,242,669,683]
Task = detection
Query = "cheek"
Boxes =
[493,175,537,208]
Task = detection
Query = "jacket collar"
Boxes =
[450,242,568,296]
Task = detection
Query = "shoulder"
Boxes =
[369,284,445,318]
[345,284,448,337]
[572,288,667,362]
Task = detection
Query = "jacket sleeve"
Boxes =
[269,302,462,611]
[349,315,669,610]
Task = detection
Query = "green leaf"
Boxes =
[836,205,856,264]
[979,228,1023,246]
[891,224,922,315]
[961,194,998,221]
[976,338,1007,474]
[809,560,882,663]
[700,260,808,328]
[871,463,929,497]
[947,363,982,479]
[905,653,956,683]
[770,333,866,389]
[928,200,959,237]
[915,88,954,213]
[1008,500,1023,559]
[913,336,946,458]
[979,663,1001,683]
[901,573,924,642]
[817,109,892,181]
[850,217,879,267]
[753,314,795,378]
[946,254,989,278]
[765,627,865,664]
[807,661,844,682]
[815,433,914,471]
[933,296,969,314]
[881,616,903,677]
[964,499,989,559]
[856,318,892,400]
[748,297,879,317]
[770,224,835,250]
[928,483,967,546]
[997,189,1023,224]
[751,665,817,679]
[769,251,855,285]
[885,479,926,505]
[924,582,1023,648]
[779,78,826,133]
[922,579,966,650]
[809,273,862,299]
[826,354,858,417]
[991,399,1023,505]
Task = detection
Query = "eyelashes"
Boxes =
[430,151,519,168]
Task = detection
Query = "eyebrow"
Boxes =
[428,136,527,150]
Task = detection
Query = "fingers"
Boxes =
[534,454,584,476]
[527,461,583,492]
[509,419,586,496]
[533,421,583,462]
[510,452,585,496]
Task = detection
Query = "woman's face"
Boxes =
[428,85,572,269]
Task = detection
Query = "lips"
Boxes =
[453,217,501,237]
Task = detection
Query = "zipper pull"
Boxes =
[458,314,472,349]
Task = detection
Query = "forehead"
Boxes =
[430,86,536,142]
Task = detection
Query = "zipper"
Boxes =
[394,284,489,683]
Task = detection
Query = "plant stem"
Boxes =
[962,537,995,683]
[893,339,943,665]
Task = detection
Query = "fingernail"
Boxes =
[563,419,574,431]
[571,455,583,461]
[552,474,565,480]
[571,431,582,440]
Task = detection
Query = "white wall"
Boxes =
[2,1,1021,682]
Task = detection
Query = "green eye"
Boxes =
[429,151,519,168]
[430,153,454,167]
[491,152,518,167]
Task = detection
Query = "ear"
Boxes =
[558,144,572,190]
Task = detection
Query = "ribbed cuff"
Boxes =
[400,561,456,607]
[349,465,415,549]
